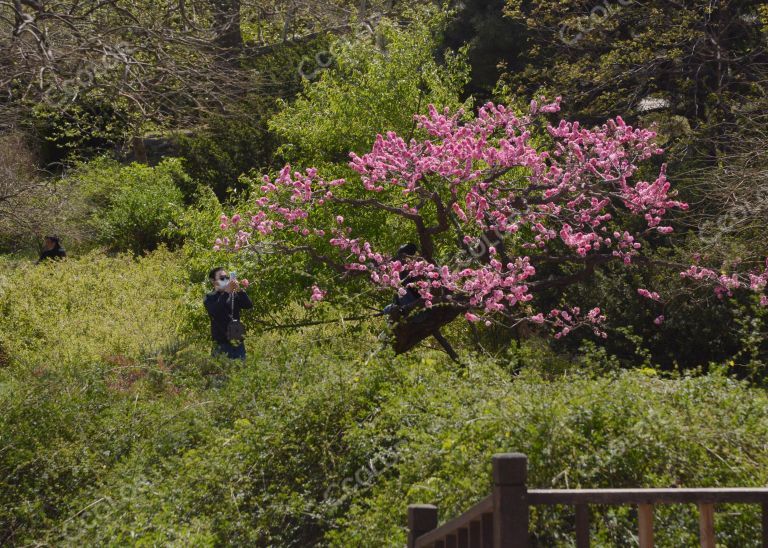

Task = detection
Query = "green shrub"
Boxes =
[176,97,278,200]
[71,157,190,253]
[0,248,190,366]
[0,248,205,544]
[2,250,767,547]
[4,320,764,546]
[328,365,768,546]
[269,6,471,165]
[170,186,241,281]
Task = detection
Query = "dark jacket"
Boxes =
[38,247,66,263]
[204,290,253,344]
[395,269,421,309]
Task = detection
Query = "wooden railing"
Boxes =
[407,453,768,548]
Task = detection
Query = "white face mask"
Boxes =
[216,276,230,290]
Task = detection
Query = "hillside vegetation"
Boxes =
[1,252,767,545]
[1,2,768,546]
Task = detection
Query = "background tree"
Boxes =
[442,0,525,100]
[0,0,426,140]
[0,132,56,249]
[500,1,768,158]
[219,98,767,358]
[269,6,471,165]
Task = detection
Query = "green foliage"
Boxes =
[1,254,767,545]
[443,0,525,98]
[547,258,768,380]
[171,186,231,281]
[30,94,141,165]
[500,0,767,138]
[0,249,189,366]
[71,157,190,253]
[328,364,768,546]
[269,7,472,165]
[176,97,278,200]
[2,328,767,545]
[0,249,202,543]
[3,4,768,546]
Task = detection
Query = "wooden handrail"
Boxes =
[528,487,768,505]
[408,453,768,548]
[414,496,492,547]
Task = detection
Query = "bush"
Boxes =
[0,248,190,366]
[171,186,241,281]
[3,308,766,545]
[1,251,767,547]
[70,157,190,253]
[176,97,278,201]
[0,248,206,544]
[328,365,768,546]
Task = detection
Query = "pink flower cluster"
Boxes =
[523,306,606,339]
[310,284,326,302]
[216,98,700,334]
[370,256,537,313]
[680,261,768,305]
[637,288,661,301]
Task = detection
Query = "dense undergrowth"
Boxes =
[2,3,768,546]
[1,251,767,546]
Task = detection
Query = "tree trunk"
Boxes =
[390,304,463,357]
[131,136,148,164]
[210,0,243,56]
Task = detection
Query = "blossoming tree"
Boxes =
[217,98,768,357]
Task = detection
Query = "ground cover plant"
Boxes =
[1,251,767,545]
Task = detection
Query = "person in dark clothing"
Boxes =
[383,243,421,316]
[382,243,461,362]
[38,235,66,263]
[204,267,253,360]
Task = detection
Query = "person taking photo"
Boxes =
[204,267,253,360]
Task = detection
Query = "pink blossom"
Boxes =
[637,288,661,301]
[681,263,768,303]
[310,284,326,302]
[213,97,744,338]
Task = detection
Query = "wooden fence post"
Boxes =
[638,504,654,548]
[762,501,767,548]
[408,504,438,548]
[575,504,590,548]
[698,503,715,548]
[492,453,529,548]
